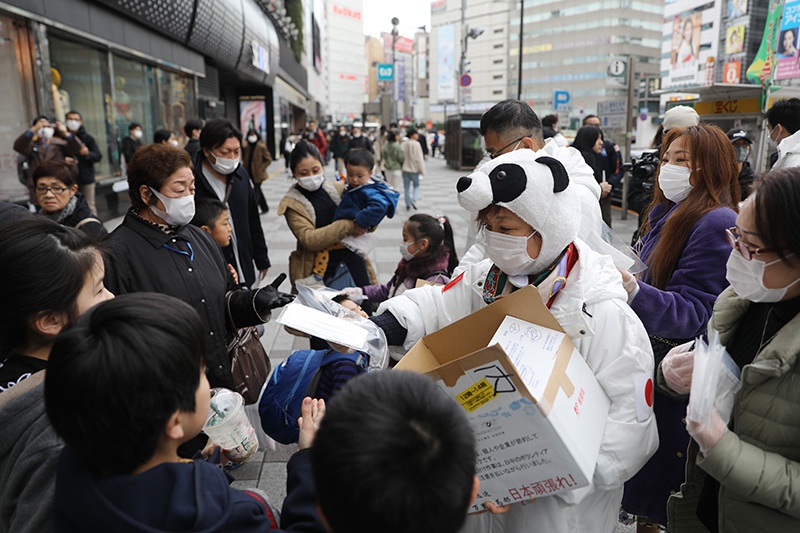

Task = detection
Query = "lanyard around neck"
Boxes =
[163,241,194,262]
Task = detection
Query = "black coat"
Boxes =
[185,138,201,162]
[193,158,271,288]
[56,192,107,237]
[738,161,755,200]
[349,136,373,154]
[72,127,102,185]
[104,211,263,389]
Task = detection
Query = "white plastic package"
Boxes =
[688,330,741,427]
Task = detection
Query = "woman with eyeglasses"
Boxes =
[659,168,800,531]
[619,123,740,532]
[32,160,107,237]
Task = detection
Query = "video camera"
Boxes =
[623,150,660,215]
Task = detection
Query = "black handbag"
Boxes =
[226,292,271,405]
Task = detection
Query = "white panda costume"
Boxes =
[376,150,658,533]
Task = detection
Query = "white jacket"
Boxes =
[772,129,800,170]
[378,240,658,533]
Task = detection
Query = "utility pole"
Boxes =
[621,55,635,220]
[391,17,399,124]
[458,0,466,115]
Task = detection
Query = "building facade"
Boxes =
[325,0,366,124]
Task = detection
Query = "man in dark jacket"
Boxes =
[66,110,102,215]
[184,118,203,161]
[727,127,756,200]
[330,126,351,173]
[348,126,373,153]
[194,118,271,288]
[120,122,143,166]
[13,115,82,204]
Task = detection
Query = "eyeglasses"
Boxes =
[484,136,527,159]
[725,227,778,260]
[35,185,70,195]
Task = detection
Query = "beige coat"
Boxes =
[242,141,272,184]
[401,139,425,174]
[277,180,377,291]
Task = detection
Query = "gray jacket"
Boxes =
[0,372,60,533]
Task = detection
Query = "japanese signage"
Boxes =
[776,0,800,80]
[661,0,721,88]
[437,24,456,101]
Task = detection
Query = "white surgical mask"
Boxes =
[399,240,417,261]
[353,132,362,138]
[40,127,55,140]
[149,187,195,226]
[482,229,538,276]
[339,131,347,136]
[209,151,240,175]
[133,129,143,140]
[170,139,179,147]
[658,164,694,203]
[768,126,779,148]
[66,120,81,132]
[726,250,800,303]
[296,172,325,191]
[247,135,258,143]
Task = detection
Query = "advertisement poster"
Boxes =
[662,0,721,88]
[776,0,800,80]
[724,60,742,84]
[437,24,455,101]
[726,25,746,55]
[239,97,267,140]
[729,0,748,19]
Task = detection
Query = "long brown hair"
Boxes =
[640,124,740,289]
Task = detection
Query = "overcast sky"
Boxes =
[362,0,432,39]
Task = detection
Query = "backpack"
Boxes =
[259,349,369,444]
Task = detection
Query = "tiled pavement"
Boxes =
[106,155,639,531]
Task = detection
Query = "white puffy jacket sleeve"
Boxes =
[568,297,659,493]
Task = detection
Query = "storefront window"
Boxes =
[49,35,114,178]
[158,69,196,141]
[112,54,158,157]
[0,17,35,201]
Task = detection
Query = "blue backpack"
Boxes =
[259,349,368,444]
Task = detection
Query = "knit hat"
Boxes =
[456,149,580,274]
[726,128,754,144]
[663,106,699,131]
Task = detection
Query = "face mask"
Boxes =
[247,135,258,143]
[353,133,362,138]
[296,172,325,191]
[133,129,143,139]
[66,120,81,132]
[733,145,750,163]
[482,229,538,276]
[339,131,347,136]
[658,164,694,203]
[149,187,195,226]
[399,241,417,261]
[40,127,55,140]
[209,151,240,174]
[768,126,779,148]
[726,251,800,303]
[170,139,179,147]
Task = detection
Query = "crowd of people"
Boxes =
[1,96,800,533]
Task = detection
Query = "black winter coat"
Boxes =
[53,192,107,237]
[72,127,102,185]
[104,211,264,389]
[193,158,271,288]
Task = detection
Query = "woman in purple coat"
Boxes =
[619,123,740,532]
[341,214,458,304]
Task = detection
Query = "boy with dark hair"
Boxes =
[183,118,204,161]
[191,198,240,283]
[45,293,324,533]
[312,371,479,533]
[309,148,398,279]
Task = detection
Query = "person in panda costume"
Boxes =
[371,149,659,533]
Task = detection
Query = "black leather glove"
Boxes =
[253,273,294,320]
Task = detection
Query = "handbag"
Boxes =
[323,261,356,291]
[226,292,271,405]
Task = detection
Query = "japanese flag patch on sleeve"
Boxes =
[633,372,655,422]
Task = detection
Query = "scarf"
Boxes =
[482,243,577,307]
[43,195,78,224]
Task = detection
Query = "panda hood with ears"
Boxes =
[457,149,581,274]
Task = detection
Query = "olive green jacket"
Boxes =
[665,286,800,532]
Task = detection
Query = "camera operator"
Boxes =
[626,106,699,241]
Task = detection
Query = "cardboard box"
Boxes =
[395,285,610,510]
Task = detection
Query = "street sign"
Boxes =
[597,99,627,116]
[460,74,472,87]
[601,115,626,128]
[553,90,571,111]
[606,57,627,87]
[377,63,394,81]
